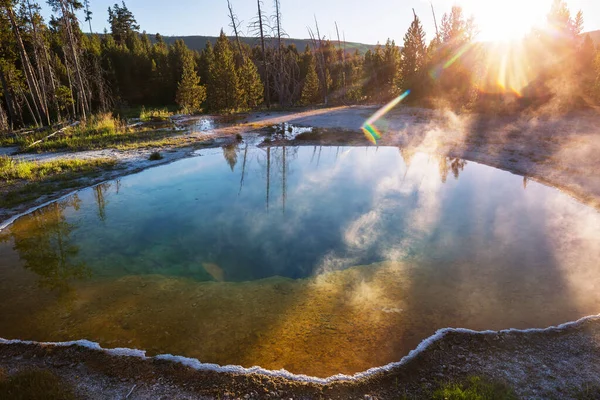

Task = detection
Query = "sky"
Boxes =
[39,0,600,44]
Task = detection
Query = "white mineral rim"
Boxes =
[2,313,600,384]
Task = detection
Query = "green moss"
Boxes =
[0,369,76,400]
[433,376,518,400]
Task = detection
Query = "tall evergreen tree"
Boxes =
[107,1,139,46]
[176,51,206,112]
[238,57,263,109]
[300,58,319,105]
[207,30,239,111]
[400,13,427,98]
[432,6,478,106]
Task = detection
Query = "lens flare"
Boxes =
[362,90,411,144]
[429,41,476,81]
[443,42,475,69]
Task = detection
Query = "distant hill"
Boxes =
[152,35,377,54]
[585,30,600,45]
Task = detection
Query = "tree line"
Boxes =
[1,0,599,132]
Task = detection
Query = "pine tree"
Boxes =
[300,58,320,105]
[207,31,239,111]
[107,1,139,46]
[578,34,596,97]
[198,41,214,91]
[595,50,600,102]
[176,52,206,113]
[435,6,478,106]
[382,39,401,100]
[238,57,263,109]
[400,14,427,97]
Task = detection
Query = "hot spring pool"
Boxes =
[1,145,599,377]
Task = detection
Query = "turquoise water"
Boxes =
[0,145,595,284]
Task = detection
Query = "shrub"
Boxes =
[149,151,163,161]
[0,369,76,400]
[433,376,517,400]
[140,107,172,121]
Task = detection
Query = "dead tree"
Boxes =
[308,16,328,105]
[53,0,90,121]
[272,0,284,105]
[0,67,16,131]
[335,21,346,101]
[0,102,8,132]
[226,0,244,62]
[25,0,63,122]
[83,0,92,33]
[3,2,48,126]
[249,0,270,108]
[430,1,439,38]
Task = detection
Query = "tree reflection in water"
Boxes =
[0,195,90,292]
[438,155,467,183]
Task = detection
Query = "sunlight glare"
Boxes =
[432,0,552,42]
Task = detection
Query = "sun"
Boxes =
[450,0,552,42]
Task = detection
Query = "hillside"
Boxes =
[585,30,600,45]
[153,35,377,54]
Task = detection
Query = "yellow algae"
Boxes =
[1,258,599,377]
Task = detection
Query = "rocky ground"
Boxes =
[1,105,600,399]
[2,315,600,399]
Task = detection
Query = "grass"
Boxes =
[115,105,180,120]
[140,106,173,121]
[0,368,76,400]
[571,383,600,399]
[0,156,118,209]
[0,156,117,183]
[7,113,183,153]
[432,376,518,400]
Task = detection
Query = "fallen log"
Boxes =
[27,121,80,148]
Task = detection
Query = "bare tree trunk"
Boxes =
[308,18,328,105]
[0,100,7,132]
[257,0,270,108]
[38,22,63,121]
[227,0,244,62]
[25,0,54,124]
[84,0,93,33]
[60,0,89,120]
[430,1,439,38]
[335,22,346,101]
[0,67,16,131]
[5,4,48,125]
[93,56,110,112]
[274,0,284,106]
[18,87,40,128]
[64,56,77,118]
